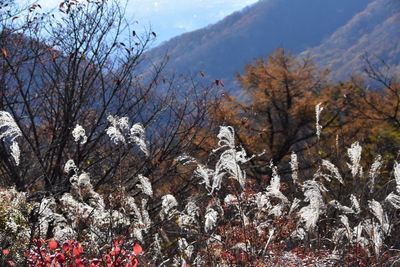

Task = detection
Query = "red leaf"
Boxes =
[57,253,66,263]
[2,249,9,256]
[75,258,84,267]
[132,258,139,267]
[133,243,142,256]
[62,241,70,252]
[73,244,83,257]
[48,240,58,250]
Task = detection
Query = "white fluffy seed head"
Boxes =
[72,124,87,144]
[10,141,20,166]
[0,111,22,165]
[136,175,153,197]
[215,126,235,150]
[315,103,324,139]
[394,161,400,194]
[204,207,218,233]
[290,152,299,185]
[106,115,127,144]
[64,159,78,174]
[0,111,22,142]
[129,123,148,156]
[369,155,383,193]
[161,194,178,214]
[347,142,363,178]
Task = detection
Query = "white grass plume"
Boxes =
[347,142,363,178]
[129,123,148,156]
[185,201,200,218]
[364,222,383,256]
[369,155,382,193]
[0,111,22,141]
[72,124,87,144]
[289,198,301,215]
[178,238,194,259]
[385,192,400,209]
[195,164,213,190]
[106,115,148,155]
[64,159,78,174]
[214,126,235,151]
[321,160,344,184]
[106,115,128,144]
[161,194,178,219]
[394,161,400,194]
[340,215,351,237]
[197,126,251,193]
[178,200,200,228]
[136,174,153,197]
[266,162,288,203]
[175,154,197,165]
[214,148,247,190]
[315,103,324,139]
[224,194,238,206]
[329,200,354,214]
[299,180,326,231]
[204,207,218,233]
[10,141,20,166]
[0,111,22,165]
[290,152,299,185]
[368,200,390,234]
[350,194,361,215]
[269,202,286,217]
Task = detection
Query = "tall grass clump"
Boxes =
[1,103,400,266]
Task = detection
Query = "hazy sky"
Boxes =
[129,0,258,44]
[16,0,258,44]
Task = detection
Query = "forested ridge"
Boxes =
[143,0,400,94]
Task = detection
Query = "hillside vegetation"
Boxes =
[1,0,400,266]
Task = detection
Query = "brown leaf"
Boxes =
[1,48,8,58]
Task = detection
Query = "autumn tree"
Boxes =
[211,50,323,179]
[341,58,400,162]
[210,50,370,186]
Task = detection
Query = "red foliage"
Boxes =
[23,238,142,267]
[1,249,14,266]
[133,244,142,256]
[48,240,58,251]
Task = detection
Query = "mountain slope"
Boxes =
[144,0,372,92]
[305,0,400,81]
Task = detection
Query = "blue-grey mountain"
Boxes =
[144,0,400,93]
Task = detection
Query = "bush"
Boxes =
[1,115,400,265]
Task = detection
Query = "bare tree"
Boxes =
[0,0,217,196]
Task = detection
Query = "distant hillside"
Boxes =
[305,0,400,81]
[143,0,372,93]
